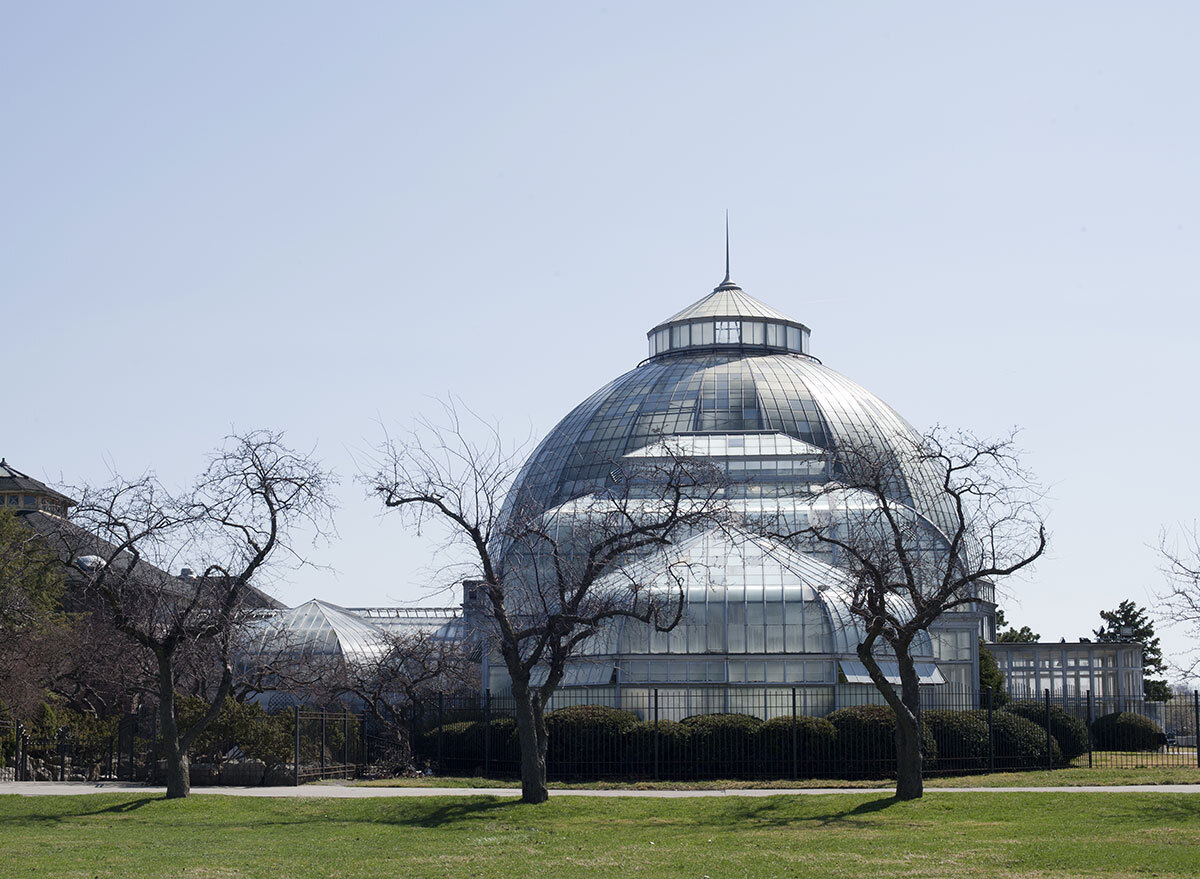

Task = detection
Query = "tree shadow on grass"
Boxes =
[1,796,162,827]
[714,795,901,829]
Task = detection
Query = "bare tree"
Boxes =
[39,431,335,798]
[1156,526,1200,681]
[760,430,1046,800]
[253,617,476,771]
[367,402,727,803]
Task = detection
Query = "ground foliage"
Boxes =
[0,792,1198,879]
[1090,711,1164,752]
[1002,700,1091,762]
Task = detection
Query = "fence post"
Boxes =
[653,688,660,782]
[791,687,798,781]
[17,726,26,782]
[1194,691,1199,769]
[1044,688,1052,770]
[1087,690,1094,768]
[150,713,158,783]
[483,689,491,779]
[437,693,444,774]
[343,711,349,777]
[360,710,368,772]
[410,700,419,769]
[320,710,327,777]
[293,706,300,786]
[987,688,994,774]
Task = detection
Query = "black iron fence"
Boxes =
[406,686,1200,781]
[3,686,1197,785]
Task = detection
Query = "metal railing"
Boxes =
[4,686,1196,785]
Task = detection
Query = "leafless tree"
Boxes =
[253,618,476,770]
[1156,525,1200,680]
[759,430,1046,800]
[38,431,335,798]
[366,401,727,803]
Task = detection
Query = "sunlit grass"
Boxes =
[1,791,1199,878]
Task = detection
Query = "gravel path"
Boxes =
[3,781,1199,798]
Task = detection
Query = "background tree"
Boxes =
[978,641,1009,706]
[995,609,1041,643]
[367,403,727,803]
[40,431,335,798]
[1093,601,1169,701]
[258,622,477,772]
[0,509,67,718]
[763,430,1046,800]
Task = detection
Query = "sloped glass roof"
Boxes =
[248,599,390,664]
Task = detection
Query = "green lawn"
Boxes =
[2,791,1199,878]
[353,764,1200,789]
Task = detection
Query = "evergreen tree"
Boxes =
[1094,600,1169,701]
[995,608,1040,642]
[978,640,1009,706]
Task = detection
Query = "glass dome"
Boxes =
[486,275,962,709]
[505,281,954,536]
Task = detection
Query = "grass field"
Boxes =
[2,791,1199,878]
[353,764,1200,789]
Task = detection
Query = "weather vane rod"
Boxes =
[722,211,732,285]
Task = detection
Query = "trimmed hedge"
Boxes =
[545,705,640,778]
[924,709,991,771]
[679,713,763,778]
[1002,701,1090,762]
[757,715,838,776]
[624,720,692,778]
[826,705,937,778]
[990,710,1061,768]
[425,717,518,774]
[1090,712,1164,752]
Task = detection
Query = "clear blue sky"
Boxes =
[5,4,1199,675]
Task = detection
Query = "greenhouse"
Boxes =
[478,268,990,716]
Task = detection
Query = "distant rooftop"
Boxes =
[0,458,76,508]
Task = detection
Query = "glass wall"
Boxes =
[649,319,810,358]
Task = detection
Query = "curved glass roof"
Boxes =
[246,599,389,665]
[646,281,811,359]
[505,349,954,535]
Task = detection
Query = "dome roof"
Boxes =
[655,283,797,327]
[509,360,950,535]
[503,275,953,537]
[247,599,389,665]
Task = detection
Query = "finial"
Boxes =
[722,211,732,286]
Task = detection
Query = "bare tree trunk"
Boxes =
[156,654,190,799]
[893,705,923,800]
[512,681,548,804]
[858,645,924,800]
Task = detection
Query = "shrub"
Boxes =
[826,705,937,778]
[924,710,991,772]
[1002,701,1090,762]
[544,705,640,778]
[990,710,1061,769]
[679,713,763,778]
[757,715,838,777]
[425,716,518,775]
[624,720,692,779]
[179,698,293,767]
[1090,712,1164,752]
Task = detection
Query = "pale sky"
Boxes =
[4,4,1199,677]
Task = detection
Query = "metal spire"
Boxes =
[719,211,736,288]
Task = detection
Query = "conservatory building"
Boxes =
[476,267,991,717]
